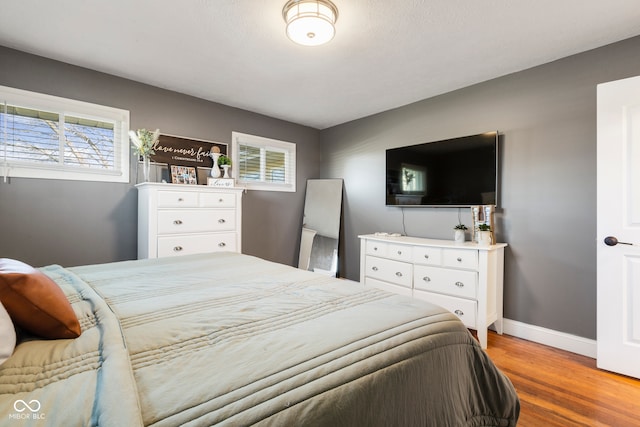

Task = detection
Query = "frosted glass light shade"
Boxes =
[283,0,338,46]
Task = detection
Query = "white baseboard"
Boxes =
[501,318,597,359]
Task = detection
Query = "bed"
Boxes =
[0,252,519,426]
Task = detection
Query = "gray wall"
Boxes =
[0,46,320,268]
[4,35,640,341]
[320,36,640,340]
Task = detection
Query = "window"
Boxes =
[0,85,130,183]
[231,131,296,192]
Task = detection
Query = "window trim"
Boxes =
[0,85,130,183]
[231,131,296,192]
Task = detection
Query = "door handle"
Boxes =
[604,236,636,246]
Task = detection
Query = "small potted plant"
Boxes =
[218,155,232,178]
[477,223,492,246]
[453,223,467,243]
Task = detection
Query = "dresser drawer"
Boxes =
[365,256,412,288]
[366,240,412,262]
[200,192,236,208]
[413,265,477,299]
[412,246,442,266]
[386,243,412,262]
[442,248,478,270]
[157,232,237,257]
[366,240,388,257]
[365,277,412,297]
[414,290,477,328]
[157,209,236,234]
[157,190,198,208]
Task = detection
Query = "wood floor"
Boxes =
[484,332,640,426]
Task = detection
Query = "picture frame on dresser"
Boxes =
[169,164,198,185]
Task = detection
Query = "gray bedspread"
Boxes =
[0,252,519,426]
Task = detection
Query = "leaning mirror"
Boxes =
[298,179,343,277]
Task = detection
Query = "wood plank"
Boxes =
[484,332,640,426]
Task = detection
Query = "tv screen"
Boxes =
[386,131,498,207]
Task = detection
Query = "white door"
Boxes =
[597,75,640,379]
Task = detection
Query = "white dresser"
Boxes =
[359,234,507,349]
[137,183,243,259]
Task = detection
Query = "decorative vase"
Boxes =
[454,229,465,243]
[478,230,492,246]
[142,156,151,182]
[210,153,221,178]
[221,165,230,179]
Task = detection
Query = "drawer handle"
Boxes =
[397,250,402,255]
[457,257,463,262]
[173,219,183,225]
[373,246,378,251]
[218,242,226,247]
[454,309,464,316]
[219,198,224,202]
[424,254,429,259]
[173,246,183,252]
[218,218,226,224]
[422,276,431,282]
[372,266,378,271]
[178,198,184,202]
[455,281,464,288]
[395,272,403,277]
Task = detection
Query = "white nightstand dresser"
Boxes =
[137,183,243,259]
[359,234,507,349]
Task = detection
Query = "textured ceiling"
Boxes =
[1,0,640,129]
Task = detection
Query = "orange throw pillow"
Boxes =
[0,258,81,339]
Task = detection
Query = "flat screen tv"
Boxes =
[386,131,498,207]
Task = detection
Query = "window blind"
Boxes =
[0,85,129,183]
[2,105,117,169]
[232,132,296,192]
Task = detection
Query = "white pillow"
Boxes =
[0,300,16,365]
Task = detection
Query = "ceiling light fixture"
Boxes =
[282,0,338,46]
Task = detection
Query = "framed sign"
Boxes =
[207,177,235,187]
[151,134,227,168]
[170,165,198,185]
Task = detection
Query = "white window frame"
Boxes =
[0,85,130,183]
[231,131,296,192]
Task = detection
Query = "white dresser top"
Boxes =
[135,182,245,193]
[358,234,507,251]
